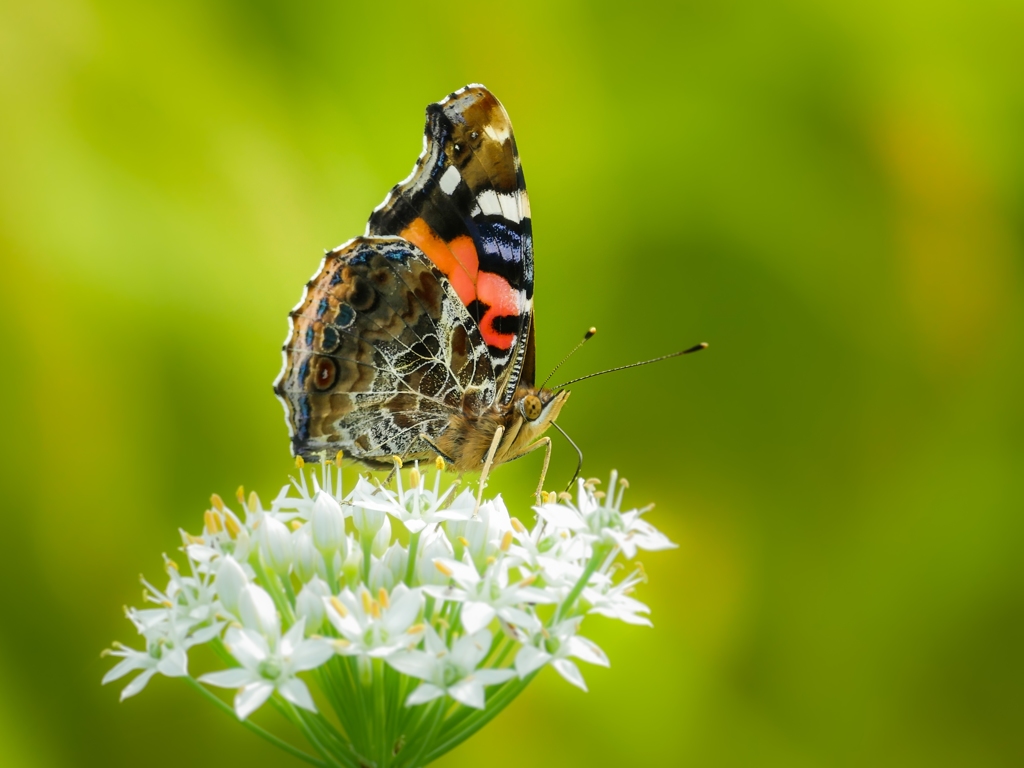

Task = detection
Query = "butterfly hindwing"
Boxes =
[367,84,535,406]
[274,237,495,465]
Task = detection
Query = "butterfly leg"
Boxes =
[501,437,552,505]
[417,433,455,465]
[475,425,505,515]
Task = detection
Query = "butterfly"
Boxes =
[274,85,568,499]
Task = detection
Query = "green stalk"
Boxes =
[425,674,537,763]
[184,677,327,768]
[551,544,609,625]
[405,531,421,585]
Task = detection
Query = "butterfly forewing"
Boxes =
[367,85,535,405]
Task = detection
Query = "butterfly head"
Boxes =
[495,388,570,462]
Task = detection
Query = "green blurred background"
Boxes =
[3,0,1024,765]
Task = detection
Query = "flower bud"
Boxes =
[417,529,454,586]
[259,516,294,576]
[214,556,248,617]
[340,540,363,590]
[295,578,329,636]
[371,515,392,559]
[292,524,326,583]
[311,491,346,557]
[238,584,280,639]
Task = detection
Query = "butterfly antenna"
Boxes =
[551,342,708,389]
[540,327,597,390]
[550,421,584,491]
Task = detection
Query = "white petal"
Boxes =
[534,504,585,530]
[290,639,335,672]
[238,585,280,638]
[567,636,610,667]
[474,668,517,685]
[383,588,424,633]
[451,629,491,669]
[552,659,588,691]
[448,678,486,709]
[226,627,269,669]
[405,683,445,707]
[215,557,248,617]
[199,668,254,688]
[386,651,436,681]
[515,645,550,678]
[119,668,158,700]
[103,654,149,685]
[435,558,481,587]
[156,648,189,677]
[235,681,275,720]
[459,603,496,634]
[403,518,428,534]
[278,677,317,712]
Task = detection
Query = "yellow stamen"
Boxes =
[378,588,390,609]
[510,517,526,533]
[333,638,351,651]
[519,574,537,587]
[486,556,496,566]
[329,596,348,618]
[434,561,453,577]
[391,455,403,469]
[457,536,470,547]
[436,618,450,630]
[500,531,513,552]
[210,493,225,511]
[410,467,420,488]
[370,600,381,619]
[203,509,221,534]
[558,492,572,502]
[435,456,446,471]
[223,514,241,539]
[594,490,606,500]
[547,491,560,504]
[361,590,373,614]
[248,491,260,511]
[165,560,179,572]
[184,533,203,545]
[335,450,345,468]
[408,623,425,634]
[161,600,173,609]
[619,478,630,488]
[587,477,602,486]
[295,455,305,469]
[290,521,302,532]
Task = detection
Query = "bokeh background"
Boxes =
[3,1,1024,766]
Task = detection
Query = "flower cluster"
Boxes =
[103,461,675,767]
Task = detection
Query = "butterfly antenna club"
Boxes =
[540,327,597,390]
[551,342,708,389]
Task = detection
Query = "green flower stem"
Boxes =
[289,703,356,768]
[405,530,421,585]
[184,677,327,768]
[396,699,445,768]
[425,674,537,763]
[552,544,610,625]
[252,557,297,625]
[372,659,390,766]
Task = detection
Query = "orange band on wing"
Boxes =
[401,217,518,350]
[401,219,478,307]
[477,272,519,349]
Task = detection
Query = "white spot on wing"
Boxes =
[476,189,502,217]
[521,191,531,219]
[484,123,511,144]
[439,165,461,195]
[473,190,524,224]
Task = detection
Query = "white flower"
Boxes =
[514,619,609,691]
[445,495,511,570]
[295,578,331,635]
[292,524,327,583]
[237,584,280,639]
[258,515,294,576]
[415,527,455,586]
[534,474,676,559]
[425,556,555,634]
[582,569,652,626]
[324,584,424,657]
[199,620,334,719]
[310,490,347,557]
[388,627,515,709]
[214,556,248,618]
[354,466,471,534]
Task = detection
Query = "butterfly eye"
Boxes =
[470,131,479,140]
[522,395,542,421]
